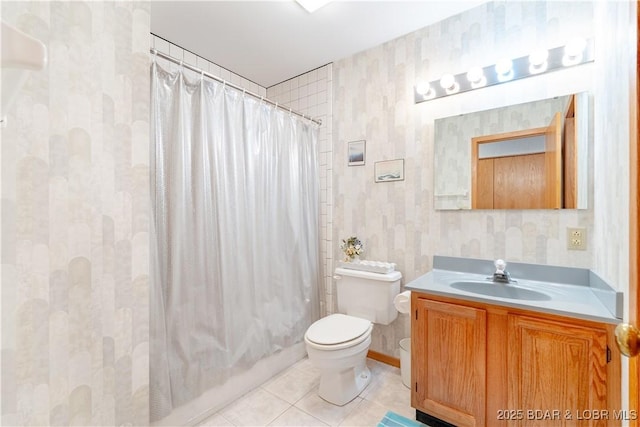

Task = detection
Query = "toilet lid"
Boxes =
[306,314,371,345]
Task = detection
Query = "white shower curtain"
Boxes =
[150,57,321,421]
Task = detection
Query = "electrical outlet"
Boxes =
[567,227,587,250]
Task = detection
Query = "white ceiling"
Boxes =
[150,1,487,88]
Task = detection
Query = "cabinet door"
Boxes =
[413,299,487,427]
[508,315,608,427]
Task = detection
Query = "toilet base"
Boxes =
[305,330,373,406]
[318,361,371,406]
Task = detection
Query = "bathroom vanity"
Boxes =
[406,257,623,427]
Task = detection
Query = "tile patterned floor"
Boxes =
[197,358,421,427]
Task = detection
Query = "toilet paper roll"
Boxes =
[393,291,411,314]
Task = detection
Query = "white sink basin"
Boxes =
[450,281,551,301]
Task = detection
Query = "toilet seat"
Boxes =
[305,314,372,351]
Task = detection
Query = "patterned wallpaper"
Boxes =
[333,1,605,357]
[591,1,634,318]
[589,2,637,405]
[1,1,150,425]
[1,1,633,422]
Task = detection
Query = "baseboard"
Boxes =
[367,350,400,368]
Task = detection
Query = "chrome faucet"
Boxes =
[492,259,513,283]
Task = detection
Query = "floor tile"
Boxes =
[219,388,290,426]
[362,370,415,420]
[358,359,400,400]
[339,399,391,426]
[366,359,398,377]
[294,390,362,426]
[291,357,322,376]
[268,406,329,426]
[199,357,417,427]
[262,364,320,404]
[197,413,235,426]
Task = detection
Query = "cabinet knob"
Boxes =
[614,322,640,358]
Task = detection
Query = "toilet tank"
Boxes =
[335,267,402,325]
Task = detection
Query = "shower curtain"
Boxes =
[150,57,321,421]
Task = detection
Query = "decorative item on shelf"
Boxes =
[340,236,363,262]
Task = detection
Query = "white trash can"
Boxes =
[399,338,411,388]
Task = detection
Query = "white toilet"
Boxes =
[304,267,402,405]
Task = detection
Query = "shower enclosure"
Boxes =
[150,56,321,424]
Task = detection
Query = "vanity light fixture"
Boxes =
[414,38,593,103]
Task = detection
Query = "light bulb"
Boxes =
[495,58,513,82]
[529,49,548,67]
[466,67,486,88]
[439,74,456,90]
[563,38,587,66]
[495,59,512,75]
[466,67,484,84]
[415,82,431,96]
[528,48,549,74]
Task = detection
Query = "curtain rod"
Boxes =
[150,49,322,126]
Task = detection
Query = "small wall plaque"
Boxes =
[348,140,366,166]
[374,159,404,183]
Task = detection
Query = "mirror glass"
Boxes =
[434,92,590,210]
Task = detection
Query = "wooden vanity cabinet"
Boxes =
[508,315,609,427]
[412,299,487,427]
[411,292,621,427]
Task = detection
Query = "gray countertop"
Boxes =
[405,256,622,325]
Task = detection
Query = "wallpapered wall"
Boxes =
[591,2,634,315]
[591,0,636,401]
[1,2,150,425]
[332,1,610,357]
[0,0,634,423]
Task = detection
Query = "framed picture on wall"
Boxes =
[348,140,366,166]
[374,159,404,182]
